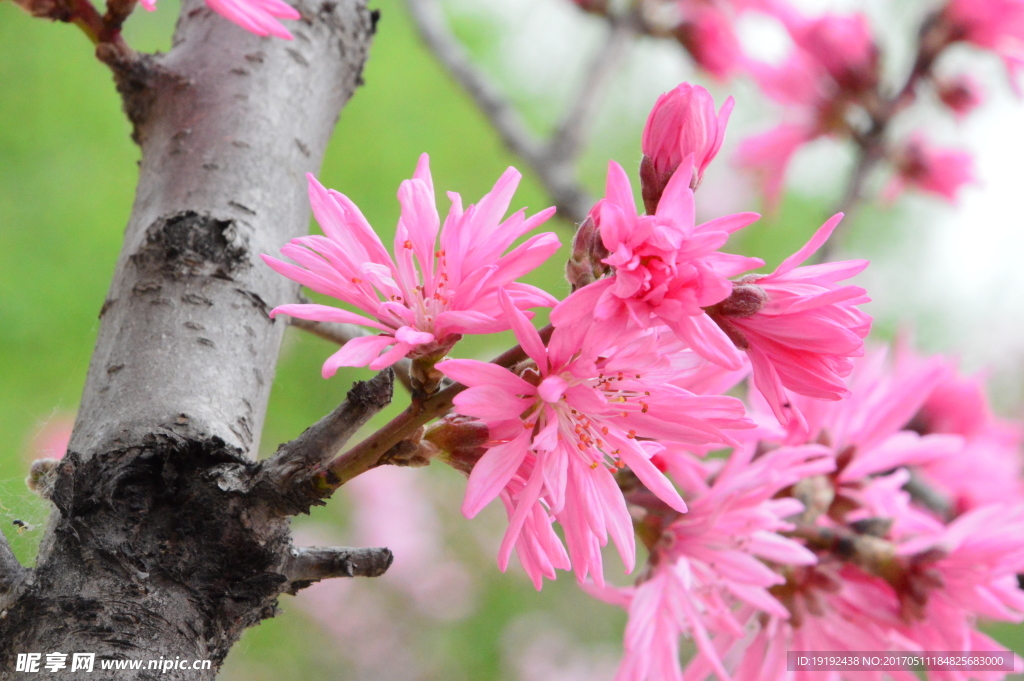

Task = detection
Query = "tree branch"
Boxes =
[255,370,395,515]
[0,531,27,600]
[406,0,607,223]
[0,0,378,672]
[281,545,393,594]
[311,325,554,494]
[290,317,414,393]
[816,11,949,263]
[548,16,634,164]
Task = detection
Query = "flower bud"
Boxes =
[425,414,490,474]
[569,0,607,14]
[672,5,743,81]
[707,281,768,318]
[936,75,983,120]
[640,83,733,213]
[565,208,611,290]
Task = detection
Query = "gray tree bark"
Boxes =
[0,1,384,677]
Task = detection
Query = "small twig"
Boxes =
[902,469,952,520]
[406,0,604,223]
[255,370,395,515]
[814,136,884,263]
[281,545,394,594]
[102,0,137,36]
[312,325,554,494]
[547,15,635,166]
[289,317,414,393]
[815,12,948,263]
[0,530,27,599]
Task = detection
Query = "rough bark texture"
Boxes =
[0,1,377,677]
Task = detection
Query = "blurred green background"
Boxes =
[1,0,1022,678]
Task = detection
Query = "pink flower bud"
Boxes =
[568,0,607,14]
[936,75,984,120]
[425,414,490,474]
[640,83,734,213]
[673,3,743,81]
[565,208,611,290]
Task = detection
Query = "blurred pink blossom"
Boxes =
[673,2,744,81]
[736,9,878,207]
[344,466,477,620]
[774,10,878,91]
[27,414,74,462]
[944,0,1024,84]
[885,136,976,203]
[904,354,1024,513]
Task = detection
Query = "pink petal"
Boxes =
[452,386,535,422]
[321,336,396,377]
[462,431,532,518]
[772,213,844,277]
[394,326,434,346]
[268,303,391,332]
[499,289,549,373]
[437,359,535,393]
[616,440,687,513]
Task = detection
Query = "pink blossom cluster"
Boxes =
[648,348,1024,681]
[568,0,1014,207]
[734,1,982,207]
[265,78,1024,681]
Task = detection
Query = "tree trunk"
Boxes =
[0,1,377,676]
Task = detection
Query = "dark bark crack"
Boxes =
[131,212,248,280]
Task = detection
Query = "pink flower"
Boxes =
[886,136,976,203]
[498,462,573,590]
[735,52,837,207]
[707,214,872,430]
[139,0,300,40]
[553,161,761,370]
[890,505,1024,678]
[264,154,559,375]
[765,348,968,480]
[589,444,834,681]
[437,293,754,586]
[640,83,734,211]
[776,10,879,91]
[347,467,478,621]
[904,354,1023,513]
[687,568,916,681]
[944,0,1024,84]
[736,10,878,206]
